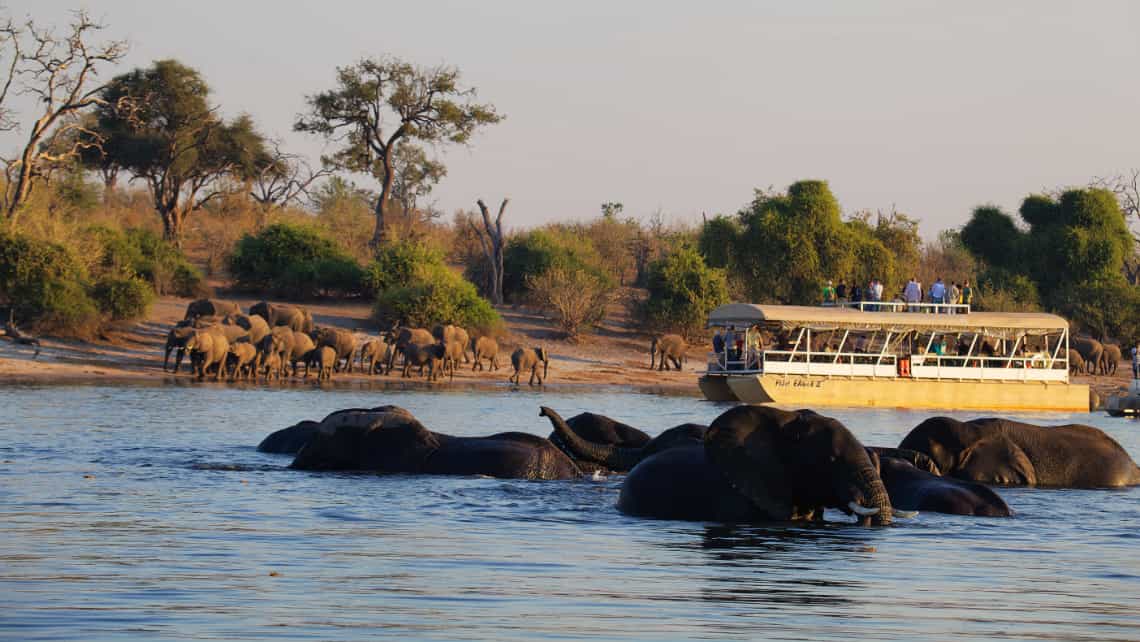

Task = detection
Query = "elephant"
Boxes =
[184,329,230,381]
[163,320,207,373]
[226,343,258,381]
[184,298,240,320]
[287,406,581,480]
[1067,349,1085,376]
[1071,336,1103,375]
[260,350,283,382]
[649,334,688,371]
[250,301,313,333]
[433,324,471,363]
[441,338,465,380]
[207,321,250,345]
[258,420,321,454]
[314,346,337,381]
[259,326,295,379]
[287,330,316,377]
[874,453,1012,517]
[898,416,1140,488]
[471,336,500,371]
[402,342,446,381]
[540,407,705,473]
[609,405,896,525]
[358,339,391,375]
[1101,343,1122,376]
[223,313,270,345]
[312,327,357,373]
[384,326,435,374]
[510,347,549,385]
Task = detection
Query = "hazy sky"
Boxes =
[7,1,1139,237]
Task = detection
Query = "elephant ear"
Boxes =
[958,435,1037,486]
[705,406,794,520]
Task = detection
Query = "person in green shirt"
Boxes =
[822,280,836,305]
[962,280,973,312]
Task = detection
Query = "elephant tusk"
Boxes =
[847,501,880,516]
[892,509,919,519]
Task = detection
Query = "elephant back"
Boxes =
[292,408,439,472]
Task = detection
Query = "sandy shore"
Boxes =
[0,295,704,395]
[1,294,1128,407]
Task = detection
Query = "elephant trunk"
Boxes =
[852,464,893,526]
[866,446,941,475]
[539,406,645,472]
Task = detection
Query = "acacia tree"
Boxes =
[92,60,269,244]
[294,57,502,248]
[390,143,446,224]
[0,10,127,225]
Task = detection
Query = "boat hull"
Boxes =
[700,374,1091,412]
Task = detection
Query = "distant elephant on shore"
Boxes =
[287,330,316,377]
[184,298,240,321]
[314,346,337,381]
[610,405,896,525]
[471,336,500,371]
[185,329,229,380]
[1067,349,1085,376]
[250,301,313,333]
[223,313,270,345]
[163,321,202,373]
[541,408,704,473]
[433,324,470,363]
[510,347,549,385]
[650,334,687,371]
[286,406,580,480]
[1100,343,1122,376]
[255,327,295,379]
[226,343,258,381]
[385,326,435,374]
[312,327,357,373]
[402,342,445,381]
[1071,336,1103,375]
[358,339,390,375]
[899,416,1140,488]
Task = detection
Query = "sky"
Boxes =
[5,1,1139,238]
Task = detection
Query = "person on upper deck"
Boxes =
[836,280,848,303]
[904,277,921,309]
[822,280,836,305]
[929,277,946,311]
[850,283,863,304]
[962,280,973,312]
[948,282,961,314]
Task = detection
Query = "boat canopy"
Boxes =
[707,303,1068,335]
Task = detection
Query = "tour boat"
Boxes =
[698,302,1090,411]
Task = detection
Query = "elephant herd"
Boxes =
[164,298,552,385]
[258,403,1140,526]
[1069,336,1125,376]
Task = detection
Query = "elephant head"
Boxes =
[704,405,896,525]
[290,406,438,472]
[540,407,647,471]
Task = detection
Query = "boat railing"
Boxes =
[827,301,972,314]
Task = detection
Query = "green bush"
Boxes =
[502,229,611,302]
[91,276,155,320]
[229,223,363,297]
[85,226,204,297]
[373,263,502,334]
[638,246,729,336]
[363,242,445,296]
[0,232,101,336]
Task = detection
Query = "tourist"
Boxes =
[713,328,725,360]
[930,277,947,312]
[822,280,836,305]
[948,282,961,314]
[904,277,921,311]
[962,280,974,312]
[1132,343,1139,379]
[871,278,884,311]
[836,280,848,304]
[851,282,863,305]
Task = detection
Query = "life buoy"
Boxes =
[897,357,911,377]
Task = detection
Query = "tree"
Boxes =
[0,10,127,225]
[390,143,446,225]
[639,246,729,336]
[295,56,502,248]
[93,60,269,244]
[470,198,507,304]
[249,140,331,213]
[527,267,613,341]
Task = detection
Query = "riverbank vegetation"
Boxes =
[1,8,1139,346]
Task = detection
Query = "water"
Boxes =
[1,384,1138,641]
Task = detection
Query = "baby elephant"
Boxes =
[315,346,337,381]
[227,343,258,381]
[650,334,688,371]
[510,347,549,386]
[472,336,500,371]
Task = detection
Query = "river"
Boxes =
[1,384,1138,641]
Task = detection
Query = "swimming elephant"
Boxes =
[258,420,321,454]
[312,327,357,373]
[184,298,240,320]
[541,408,705,473]
[874,452,1011,517]
[510,347,549,385]
[649,334,688,371]
[613,405,896,525]
[185,329,230,380]
[288,406,581,480]
[471,336,500,371]
[1100,343,1122,376]
[1071,336,1103,375]
[898,416,1140,488]
[249,301,313,333]
[433,324,471,364]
